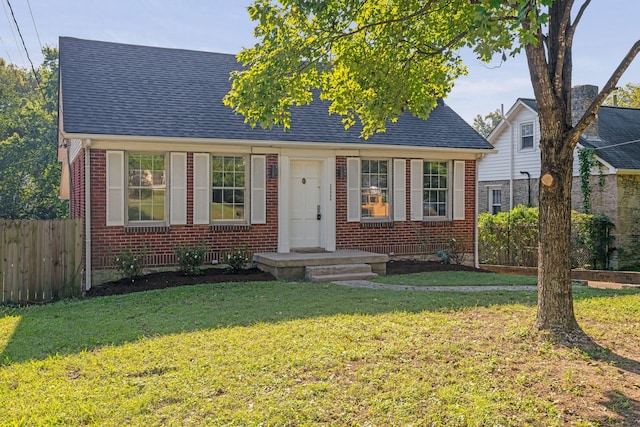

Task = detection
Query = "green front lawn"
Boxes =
[1,279,639,425]
[375,270,538,286]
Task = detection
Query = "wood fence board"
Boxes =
[0,219,83,305]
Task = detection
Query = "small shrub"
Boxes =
[224,244,250,274]
[113,248,145,282]
[174,241,207,276]
[436,237,466,265]
[436,249,450,264]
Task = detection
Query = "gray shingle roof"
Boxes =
[59,37,492,150]
[516,98,640,170]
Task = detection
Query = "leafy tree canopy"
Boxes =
[0,48,67,219]
[224,0,549,138]
[605,82,640,108]
[472,108,503,138]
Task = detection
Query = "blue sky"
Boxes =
[1,0,639,124]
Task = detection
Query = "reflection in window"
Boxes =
[360,159,389,219]
[491,188,502,214]
[127,153,166,222]
[521,123,534,149]
[423,161,448,218]
[211,155,246,221]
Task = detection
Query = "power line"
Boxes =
[593,138,640,151]
[25,0,43,53]
[1,0,25,65]
[5,0,41,86]
[0,33,14,63]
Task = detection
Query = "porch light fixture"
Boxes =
[337,165,346,180]
[268,163,278,179]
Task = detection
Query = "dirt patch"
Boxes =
[87,260,484,298]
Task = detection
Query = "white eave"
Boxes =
[59,131,497,158]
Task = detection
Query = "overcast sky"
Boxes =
[1,0,639,124]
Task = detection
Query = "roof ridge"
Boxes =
[59,36,238,59]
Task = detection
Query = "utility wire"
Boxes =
[0,33,14,63]
[5,0,41,86]
[1,0,25,65]
[25,0,43,53]
[593,138,640,150]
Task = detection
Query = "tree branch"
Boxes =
[333,0,437,41]
[565,0,591,59]
[551,0,575,99]
[570,39,640,144]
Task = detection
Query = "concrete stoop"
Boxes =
[305,263,378,283]
[253,250,388,280]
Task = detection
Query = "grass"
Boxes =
[375,270,538,286]
[1,278,639,426]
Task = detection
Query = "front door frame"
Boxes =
[278,153,336,253]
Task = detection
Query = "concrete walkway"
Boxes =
[332,280,539,292]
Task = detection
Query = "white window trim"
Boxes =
[488,185,502,215]
[210,154,251,224]
[422,160,452,221]
[359,158,392,222]
[520,121,535,151]
[126,151,168,226]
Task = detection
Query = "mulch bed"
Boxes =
[86,260,488,298]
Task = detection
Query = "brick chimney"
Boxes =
[572,84,599,139]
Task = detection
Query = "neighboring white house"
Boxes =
[478,85,640,268]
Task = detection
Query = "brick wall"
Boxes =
[89,150,278,272]
[335,157,476,257]
[88,151,479,277]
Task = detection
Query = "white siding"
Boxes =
[479,105,541,181]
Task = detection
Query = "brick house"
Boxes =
[57,37,494,288]
[478,85,640,267]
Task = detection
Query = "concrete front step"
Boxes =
[253,250,388,280]
[305,263,378,282]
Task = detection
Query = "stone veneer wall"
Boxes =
[571,174,619,234]
[616,174,640,268]
[478,178,538,214]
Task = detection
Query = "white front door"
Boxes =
[290,160,321,248]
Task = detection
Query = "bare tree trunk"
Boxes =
[536,133,580,331]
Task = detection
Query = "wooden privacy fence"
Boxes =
[1,219,83,304]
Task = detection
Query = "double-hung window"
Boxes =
[521,122,534,150]
[423,161,449,218]
[489,187,502,214]
[127,153,166,223]
[211,155,247,222]
[360,159,389,220]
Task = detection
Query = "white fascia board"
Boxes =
[60,132,496,158]
[488,99,538,143]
